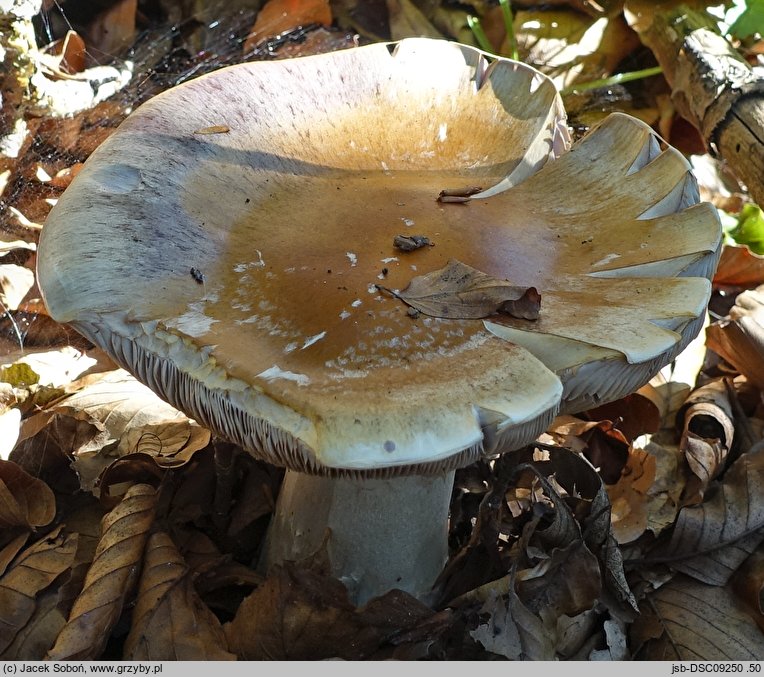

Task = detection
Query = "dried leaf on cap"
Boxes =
[383,259,541,321]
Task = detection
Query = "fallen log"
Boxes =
[624,1,764,208]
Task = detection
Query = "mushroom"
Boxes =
[36,38,721,605]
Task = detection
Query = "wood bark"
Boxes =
[625,2,764,208]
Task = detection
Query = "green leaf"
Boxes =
[727,0,764,40]
[728,203,764,254]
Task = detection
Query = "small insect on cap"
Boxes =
[37,38,720,478]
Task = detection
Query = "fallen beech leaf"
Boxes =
[589,617,629,660]
[225,559,430,660]
[58,369,210,491]
[677,379,735,497]
[46,484,158,660]
[244,0,333,51]
[0,533,29,578]
[607,447,656,544]
[85,0,137,56]
[654,446,764,585]
[555,609,600,660]
[12,409,106,495]
[714,244,764,287]
[0,526,78,657]
[470,588,556,660]
[124,531,234,660]
[706,285,764,389]
[517,540,602,619]
[541,448,637,612]
[546,415,629,484]
[584,391,661,444]
[631,575,764,659]
[383,259,541,320]
[731,550,764,631]
[224,561,358,660]
[0,460,56,531]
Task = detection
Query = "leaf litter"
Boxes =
[378,259,542,321]
[2,0,764,662]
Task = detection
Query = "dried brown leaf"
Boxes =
[124,531,234,660]
[58,370,209,491]
[542,447,637,612]
[631,575,764,660]
[585,392,661,444]
[225,560,429,660]
[714,244,764,287]
[517,540,602,619]
[46,484,158,660]
[383,259,540,321]
[655,446,764,585]
[0,526,78,657]
[732,550,764,631]
[12,409,107,495]
[607,447,656,544]
[244,0,333,51]
[677,379,735,496]
[0,532,29,578]
[470,588,556,660]
[706,286,764,389]
[224,561,358,660]
[0,460,56,530]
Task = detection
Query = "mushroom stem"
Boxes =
[262,469,455,606]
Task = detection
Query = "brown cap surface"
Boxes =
[37,39,720,476]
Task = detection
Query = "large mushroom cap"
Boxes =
[37,38,721,478]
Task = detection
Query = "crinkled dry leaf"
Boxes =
[631,575,764,660]
[225,559,430,660]
[10,412,93,496]
[517,540,602,619]
[470,587,556,660]
[546,415,630,484]
[584,392,661,445]
[677,379,735,498]
[0,532,29,578]
[638,439,686,536]
[124,531,234,660]
[732,550,764,631]
[46,484,157,660]
[383,259,541,321]
[528,447,637,613]
[2,559,87,661]
[224,561,359,660]
[706,285,764,389]
[607,447,656,544]
[244,0,333,51]
[0,526,78,657]
[555,609,600,660]
[589,617,629,660]
[714,244,764,288]
[58,369,209,491]
[0,460,56,531]
[654,446,764,586]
